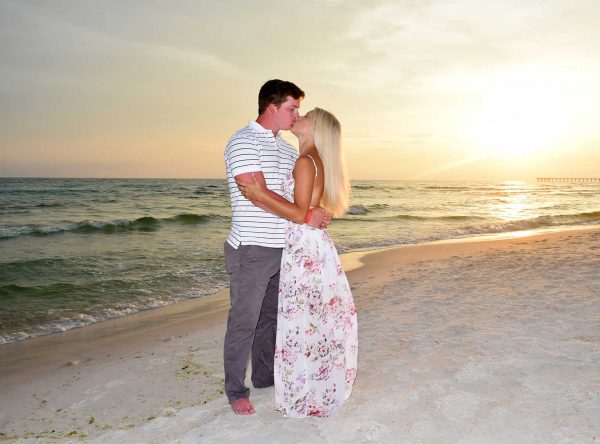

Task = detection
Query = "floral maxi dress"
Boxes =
[274,170,358,417]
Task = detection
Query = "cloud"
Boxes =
[0,1,244,85]
[316,0,600,96]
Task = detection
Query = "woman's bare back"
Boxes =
[298,153,324,207]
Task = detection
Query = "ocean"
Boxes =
[1,178,599,344]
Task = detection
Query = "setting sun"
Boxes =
[467,70,573,159]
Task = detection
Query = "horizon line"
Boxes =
[0,176,541,182]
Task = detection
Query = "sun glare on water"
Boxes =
[467,70,574,159]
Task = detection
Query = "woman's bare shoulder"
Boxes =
[295,155,317,172]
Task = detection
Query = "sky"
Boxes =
[1,0,599,181]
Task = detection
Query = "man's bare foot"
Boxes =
[231,397,255,415]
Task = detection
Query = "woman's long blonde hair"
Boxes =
[312,108,350,216]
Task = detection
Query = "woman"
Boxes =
[237,108,358,417]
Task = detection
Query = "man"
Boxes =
[223,79,331,415]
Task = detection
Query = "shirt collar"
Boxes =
[248,120,280,138]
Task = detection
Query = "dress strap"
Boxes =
[303,154,318,178]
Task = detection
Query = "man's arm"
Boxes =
[235,168,331,228]
[234,171,287,214]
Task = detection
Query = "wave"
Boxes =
[488,211,599,231]
[0,304,147,345]
[0,282,85,299]
[346,204,369,215]
[425,185,472,191]
[3,201,106,211]
[389,214,483,221]
[195,184,228,195]
[424,186,538,194]
[424,184,599,196]
[369,203,390,209]
[345,203,391,216]
[0,281,230,345]
[418,211,600,241]
[337,211,600,253]
[0,284,30,296]
[341,213,484,222]
[0,258,75,283]
[352,184,407,192]
[428,185,552,192]
[169,213,212,224]
[0,213,230,239]
[90,198,119,203]
[35,202,65,208]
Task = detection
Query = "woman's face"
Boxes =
[290,110,314,138]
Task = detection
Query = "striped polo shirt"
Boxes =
[224,120,298,248]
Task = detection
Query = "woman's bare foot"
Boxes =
[231,397,255,415]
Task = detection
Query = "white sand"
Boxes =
[1,228,599,443]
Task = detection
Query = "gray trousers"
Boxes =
[223,242,282,403]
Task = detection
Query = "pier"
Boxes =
[537,177,600,183]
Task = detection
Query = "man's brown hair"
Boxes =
[258,79,305,115]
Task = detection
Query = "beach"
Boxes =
[1,227,599,443]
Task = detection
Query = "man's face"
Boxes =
[290,110,314,138]
[271,96,301,131]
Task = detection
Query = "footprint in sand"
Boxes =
[355,421,391,442]
[455,361,491,382]
[437,392,480,420]
[84,379,126,395]
[144,357,168,371]
[105,379,126,388]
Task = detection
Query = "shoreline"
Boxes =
[3,224,599,350]
[2,225,599,378]
[1,226,599,442]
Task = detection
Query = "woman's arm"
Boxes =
[238,156,315,224]
[234,171,288,215]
